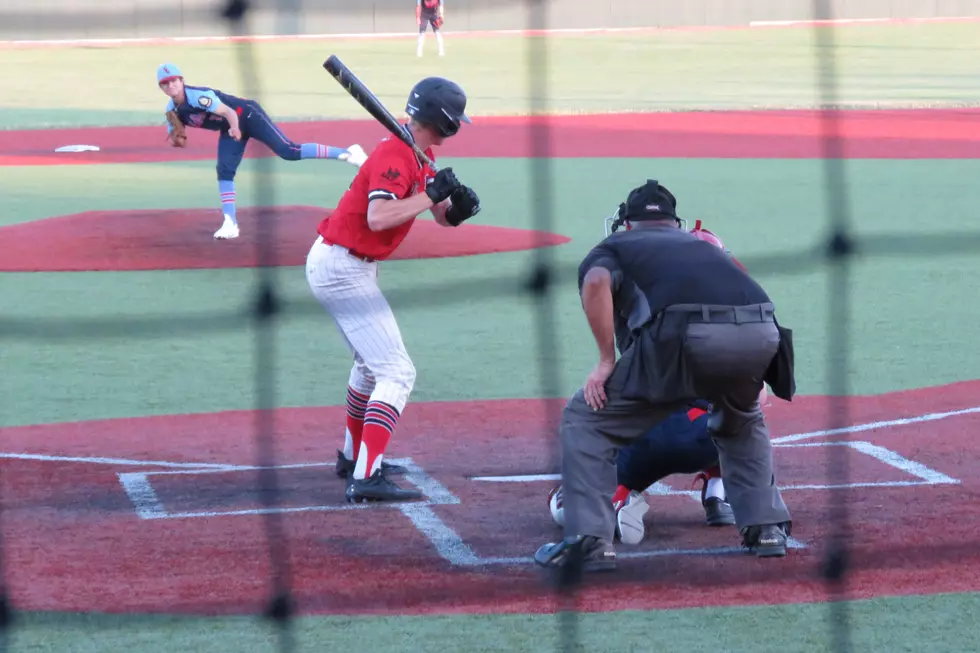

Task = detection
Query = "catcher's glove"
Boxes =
[165,110,188,148]
[434,16,444,28]
[445,185,480,226]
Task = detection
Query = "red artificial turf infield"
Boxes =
[1,380,978,616]
[2,109,980,166]
[0,206,571,271]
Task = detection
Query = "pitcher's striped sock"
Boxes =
[299,143,346,159]
[352,401,399,480]
[343,386,370,460]
[218,180,237,224]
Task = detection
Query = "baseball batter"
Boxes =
[306,77,480,503]
[156,63,367,240]
[416,0,445,57]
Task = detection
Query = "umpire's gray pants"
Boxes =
[559,304,792,541]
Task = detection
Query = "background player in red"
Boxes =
[306,77,480,502]
[417,0,445,57]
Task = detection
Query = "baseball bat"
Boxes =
[322,55,439,171]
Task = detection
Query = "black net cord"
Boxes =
[811,1,855,651]
[221,1,296,650]
[518,0,584,650]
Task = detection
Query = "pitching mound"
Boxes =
[0,206,571,272]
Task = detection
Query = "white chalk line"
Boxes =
[472,439,962,489]
[3,15,976,48]
[398,503,483,567]
[117,472,166,519]
[781,441,961,485]
[117,456,482,568]
[770,404,980,444]
[0,450,245,470]
[463,539,809,567]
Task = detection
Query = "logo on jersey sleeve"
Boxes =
[198,95,213,108]
[381,167,401,182]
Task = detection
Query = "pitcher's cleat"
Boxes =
[342,144,367,167]
[213,215,240,240]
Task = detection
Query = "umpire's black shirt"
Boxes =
[578,223,771,353]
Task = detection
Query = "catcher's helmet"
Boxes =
[689,219,726,250]
[405,77,472,138]
[605,179,684,236]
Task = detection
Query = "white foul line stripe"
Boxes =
[770,405,980,444]
[0,451,245,470]
[844,441,960,485]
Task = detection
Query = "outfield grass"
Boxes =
[2,21,979,130]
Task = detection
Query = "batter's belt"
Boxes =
[324,238,377,263]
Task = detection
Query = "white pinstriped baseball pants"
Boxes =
[305,235,416,413]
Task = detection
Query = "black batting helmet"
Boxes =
[405,77,472,138]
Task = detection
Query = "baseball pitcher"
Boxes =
[157,63,367,240]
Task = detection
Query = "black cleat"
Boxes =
[741,522,791,558]
[533,535,617,572]
[345,469,423,503]
[335,450,408,480]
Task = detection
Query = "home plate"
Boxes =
[54,145,100,153]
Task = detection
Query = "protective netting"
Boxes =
[1,0,979,652]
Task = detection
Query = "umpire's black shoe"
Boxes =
[534,535,617,572]
[741,522,791,558]
[334,450,408,480]
[345,469,423,503]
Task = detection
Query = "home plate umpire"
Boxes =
[534,179,796,572]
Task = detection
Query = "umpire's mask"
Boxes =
[604,179,685,236]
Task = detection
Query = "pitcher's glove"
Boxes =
[434,16,444,28]
[445,185,480,226]
[166,110,188,148]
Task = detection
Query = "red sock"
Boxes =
[353,400,399,479]
[344,387,369,459]
[612,484,631,510]
[702,464,722,479]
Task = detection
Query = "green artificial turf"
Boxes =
[1,21,979,130]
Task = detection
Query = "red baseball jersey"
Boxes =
[318,136,436,261]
